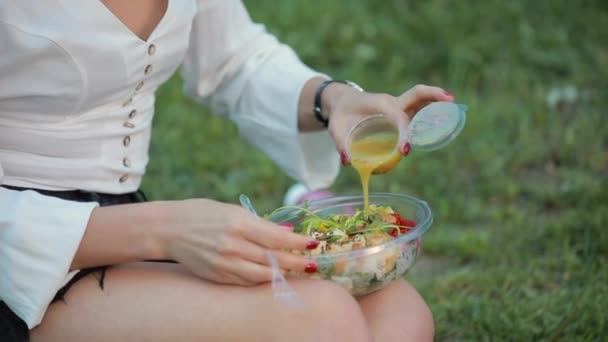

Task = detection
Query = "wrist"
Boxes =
[313,80,363,126]
[72,201,177,270]
[321,82,358,119]
[143,201,176,260]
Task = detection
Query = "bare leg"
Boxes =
[357,278,435,342]
[31,262,373,342]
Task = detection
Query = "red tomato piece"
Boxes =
[400,218,417,227]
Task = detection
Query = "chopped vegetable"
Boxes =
[265,204,420,296]
[266,204,416,245]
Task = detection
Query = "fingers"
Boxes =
[394,85,455,152]
[277,222,295,231]
[328,126,350,166]
[329,93,407,165]
[221,236,314,274]
[398,84,454,114]
[328,85,454,162]
[240,216,319,252]
[217,257,273,284]
[271,249,315,273]
[326,113,353,165]
[220,213,318,283]
[356,94,411,155]
[377,98,411,154]
[213,270,255,286]
[217,251,313,285]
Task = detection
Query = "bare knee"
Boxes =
[272,280,372,342]
[419,299,435,340]
[358,278,434,341]
[409,296,434,342]
[399,279,434,340]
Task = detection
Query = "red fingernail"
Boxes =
[304,263,318,273]
[443,90,454,98]
[278,222,294,230]
[306,240,319,249]
[401,142,411,156]
[340,149,350,166]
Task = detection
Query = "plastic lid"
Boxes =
[407,102,467,151]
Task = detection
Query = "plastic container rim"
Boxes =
[266,192,434,262]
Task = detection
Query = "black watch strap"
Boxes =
[313,80,363,127]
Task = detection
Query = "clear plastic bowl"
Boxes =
[266,193,433,296]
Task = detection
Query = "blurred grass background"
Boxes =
[144,0,608,340]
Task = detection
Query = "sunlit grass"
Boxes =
[144,1,608,339]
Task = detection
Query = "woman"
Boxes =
[0,1,454,341]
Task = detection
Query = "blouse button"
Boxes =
[148,44,156,56]
[135,81,144,91]
[123,157,131,168]
[122,98,133,107]
[123,136,131,147]
[144,64,153,75]
[128,109,137,119]
[123,122,135,129]
[119,174,129,183]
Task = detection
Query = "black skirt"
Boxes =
[0,185,148,342]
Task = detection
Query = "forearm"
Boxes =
[297,76,359,131]
[70,201,171,270]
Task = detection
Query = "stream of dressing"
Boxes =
[349,131,400,209]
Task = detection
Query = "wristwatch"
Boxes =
[313,80,364,127]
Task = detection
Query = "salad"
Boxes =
[265,204,420,296]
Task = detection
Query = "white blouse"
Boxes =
[0,0,340,328]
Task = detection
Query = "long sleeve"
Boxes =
[0,165,98,329]
[181,0,340,190]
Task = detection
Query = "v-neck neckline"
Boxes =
[95,0,172,44]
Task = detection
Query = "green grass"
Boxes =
[143,1,608,340]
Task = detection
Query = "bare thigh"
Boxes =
[30,262,373,342]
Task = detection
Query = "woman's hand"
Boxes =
[324,84,455,165]
[160,199,319,286]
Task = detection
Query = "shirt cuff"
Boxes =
[230,42,340,190]
[0,188,98,328]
